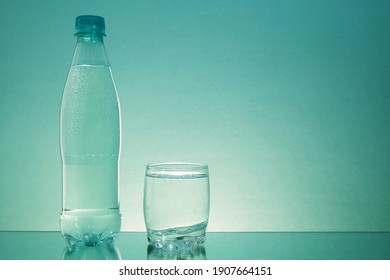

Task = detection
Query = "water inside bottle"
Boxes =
[60,65,121,246]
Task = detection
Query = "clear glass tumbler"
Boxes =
[143,162,210,248]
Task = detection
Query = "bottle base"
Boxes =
[61,208,121,247]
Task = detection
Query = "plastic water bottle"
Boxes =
[60,15,121,247]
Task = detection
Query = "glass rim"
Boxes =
[146,162,208,175]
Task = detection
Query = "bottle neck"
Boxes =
[71,34,110,66]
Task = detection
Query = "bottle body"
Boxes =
[60,16,121,246]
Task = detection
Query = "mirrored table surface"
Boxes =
[0,231,389,260]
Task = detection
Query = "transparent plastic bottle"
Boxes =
[60,15,121,247]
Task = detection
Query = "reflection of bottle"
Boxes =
[147,243,207,260]
[62,242,121,260]
[60,15,121,247]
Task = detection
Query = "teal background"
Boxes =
[0,0,389,232]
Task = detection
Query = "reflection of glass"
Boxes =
[62,241,121,260]
[147,242,207,260]
[144,162,210,248]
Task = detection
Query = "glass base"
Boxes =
[147,221,207,248]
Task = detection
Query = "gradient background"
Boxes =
[0,0,389,232]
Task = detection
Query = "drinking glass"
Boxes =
[143,162,210,248]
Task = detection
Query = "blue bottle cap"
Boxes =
[75,15,106,36]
